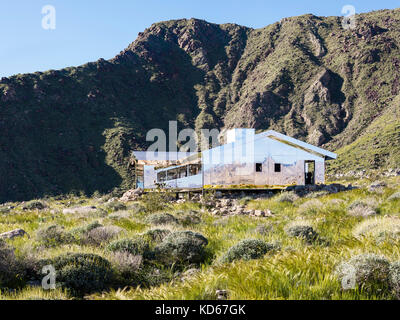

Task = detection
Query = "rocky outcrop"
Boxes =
[120,188,144,202]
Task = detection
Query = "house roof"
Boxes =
[257,130,337,160]
[131,151,199,166]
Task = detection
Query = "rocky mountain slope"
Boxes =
[0,9,399,201]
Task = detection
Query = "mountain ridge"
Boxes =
[0,8,399,201]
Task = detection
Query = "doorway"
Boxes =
[305,161,315,185]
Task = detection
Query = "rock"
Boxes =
[214,191,223,199]
[324,185,338,193]
[216,290,228,300]
[368,181,387,191]
[0,228,27,240]
[120,188,144,202]
[265,209,273,217]
[254,210,264,217]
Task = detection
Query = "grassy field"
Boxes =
[1,176,400,300]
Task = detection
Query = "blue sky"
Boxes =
[0,0,398,78]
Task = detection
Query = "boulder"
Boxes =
[216,290,228,300]
[120,188,144,202]
[0,228,27,240]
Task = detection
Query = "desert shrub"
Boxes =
[15,246,41,284]
[36,225,74,247]
[109,251,144,286]
[104,201,127,212]
[107,238,152,258]
[72,221,103,234]
[276,192,298,203]
[347,198,379,217]
[22,200,47,210]
[285,221,319,244]
[128,203,146,214]
[297,199,323,215]
[335,253,390,293]
[146,213,178,225]
[0,240,19,288]
[221,239,279,263]
[389,262,400,298]
[388,192,400,201]
[153,231,208,266]
[177,211,202,226]
[52,253,113,296]
[109,251,143,273]
[142,228,171,243]
[353,217,400,242]
[80,226,123,246]
[328,198,345,205]
[141,192,174,212]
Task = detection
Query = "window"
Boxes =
[256,163,263,172]
[167,169,178,180]
[274,163,281,173]
[157,171,166,182]
[189,164,201,176]
[178,166,188,179]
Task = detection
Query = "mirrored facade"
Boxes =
[135,129,336,189]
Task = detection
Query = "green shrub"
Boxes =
[389,262,400,298]
[335,253,390,293]
[353,217,400,242]
[36,225,74,247]
[221,239,278,263]
[146,213,178,225]
[153,231,208,266]
[141,192,173,212]
[0,240,19,288]
[107,238,151,258]
[109,251,144,286]
[80,226,123,246]
[104,201,127,212]
[297,199,323,215]
[285,221,319,244]
[52,253,114,296]
[71,221,103,235]
[177,211,202,226]
[347,199,379,217]
[276,192,298,203]
[142,229,171,243]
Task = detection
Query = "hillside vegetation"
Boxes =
[0,177,400,300]
[1,9,400,201]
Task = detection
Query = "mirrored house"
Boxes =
[131,129,337,190]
